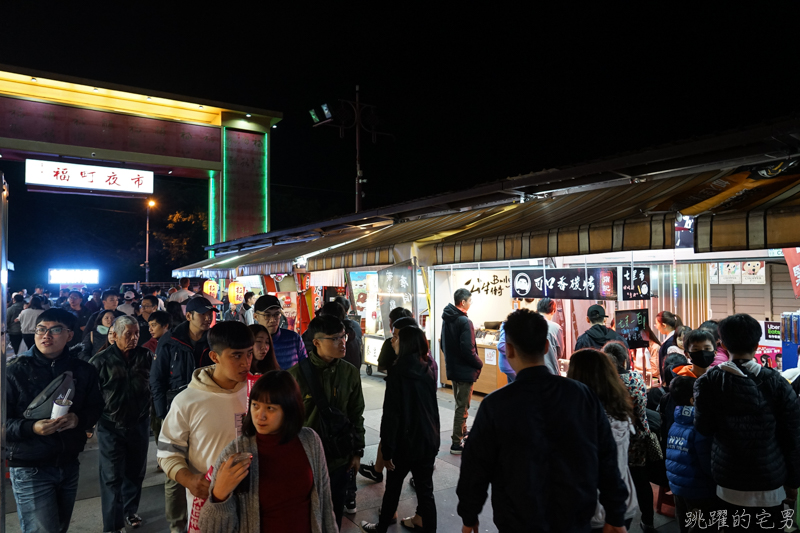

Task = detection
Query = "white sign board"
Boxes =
[26,159,154,195]
[364,335,384,366]
[48,269,99,284]
[484,348,497,366]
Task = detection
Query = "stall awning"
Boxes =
[236,230,372,276]
[306,207,511,271]
[171,253,248,279]
[434,169,800,264]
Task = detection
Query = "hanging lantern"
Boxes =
[203,280,219,299]
[228,281,246,305]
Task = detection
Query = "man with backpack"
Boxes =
[288,315,365,529]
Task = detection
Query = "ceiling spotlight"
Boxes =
[147,96,152,100]
[30,77,37,82]
[272,125,277,129]
[93,87,98,91]
[168,170,173,174]
[198,105,204,109]
[246,113,251,118]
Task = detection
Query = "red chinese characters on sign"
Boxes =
[106,173,120,187]
[53,168,69,181]
[80,170,95,183]
[783,248,800,299]
[132,175,144,188]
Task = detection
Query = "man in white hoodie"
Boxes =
[157,321,254,529]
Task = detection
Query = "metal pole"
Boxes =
[1,174,8,533]
[355,85,362,213]
[145,202,150,283]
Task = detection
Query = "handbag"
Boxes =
[24,371,74,419]
[299,358,357,462]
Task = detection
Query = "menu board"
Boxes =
[621,267,651,301]
[719,262,742,284]
[511,268,617,300]
[615,308,649,349]
[741,261,766,285]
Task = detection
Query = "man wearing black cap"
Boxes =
[575,304,629,351]
[253,294,307,370]
[150,296,215,533]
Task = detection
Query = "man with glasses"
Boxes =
[288,315,365,529]
[135,295,159,346]
[6,308,104,533]
[253,294,307,369]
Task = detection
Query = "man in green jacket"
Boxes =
[90,315,152,532]
[288,315,365,529]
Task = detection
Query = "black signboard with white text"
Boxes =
[765,321,781,342]
[615,308,649,349]
[511,268,617,300]
[621,267,651,301]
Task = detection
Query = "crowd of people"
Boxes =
[4,279,800,532]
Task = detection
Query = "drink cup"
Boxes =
[51,399,72,419]
[231,452,252,466]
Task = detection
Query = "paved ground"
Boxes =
[3,368,679,532]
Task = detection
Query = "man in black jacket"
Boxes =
[6,308,104,533]
[457,309,629,533]
[441,288,483,455]
[695,313,800,530]
[574,304,629,351]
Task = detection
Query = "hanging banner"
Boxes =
[511,268,617,300]
[784,248,800,299]
[740,261,766,285]
[719,262,742,284]
[621,267,651,301]
[378,260,415,337]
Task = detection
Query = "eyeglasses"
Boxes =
[141,304,156,309]
[319,333,348,343]
[35,326,67,336]
[256,311,282,321]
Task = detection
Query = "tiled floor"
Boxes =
[3,369,678,532]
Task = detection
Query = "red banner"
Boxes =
[783,248,800,299]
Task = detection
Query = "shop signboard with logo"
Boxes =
[511,268,617,300]
[621,267,650,300]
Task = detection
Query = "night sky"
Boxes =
[1,5,799,291]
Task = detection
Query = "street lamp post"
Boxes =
[146,199,155,282]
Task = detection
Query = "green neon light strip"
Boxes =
[208,169,216,252]
[222,126,227,242]
[264,133,269,233]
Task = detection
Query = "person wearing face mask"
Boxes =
[674,329,717,379]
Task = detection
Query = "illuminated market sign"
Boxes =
[25,159,154,197]
[511,267,618,300]
[48,269,99,284]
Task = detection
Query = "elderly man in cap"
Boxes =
[254,294,307,369]
[150,296,215,533]
[574,304,629,351]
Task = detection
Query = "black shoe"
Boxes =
[125,514,143,528]
[358,462,384,483]
[450,443,464,454]
[345,493,357,514]
[360,521,381,532]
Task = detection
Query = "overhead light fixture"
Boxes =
[168,170,173,174]
[321,103,332,119]
[198,105,204,109]
[30,77,37,82]
[272,125,277,129]
[147,96,152,100]
[246,113,251,118]
[93,87,98,91]
[309,109,320,123]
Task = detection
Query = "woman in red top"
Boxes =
[198,371,337,533]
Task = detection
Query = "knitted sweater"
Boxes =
[198,428,337,533]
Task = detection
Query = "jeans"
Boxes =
[9,332,22,355]
[452,381,474,445]
[329,465,350,530]
[9,462,80,533]
[629,465,654,526]
[97,417,150,532]
[378,455,437,532]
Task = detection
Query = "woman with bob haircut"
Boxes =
[198,370,337,533]
[568,349,640,532]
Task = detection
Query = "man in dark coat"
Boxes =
[694,313,800,530]
[441,288,483,454]
[457,309,629,533]
[6,308,104,533]
[574,304,629,351]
